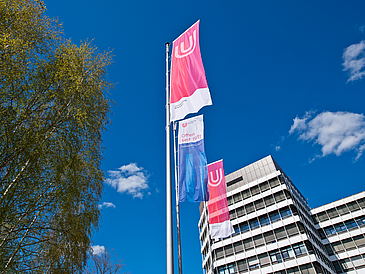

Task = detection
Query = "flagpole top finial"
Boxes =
[165,42,170,46]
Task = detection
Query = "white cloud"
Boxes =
[275,146,281,152]
[289,111,365,161]
[92,245,105,255]
[98,202,116,209]
[105,163,149,198]
[342,40,365,82]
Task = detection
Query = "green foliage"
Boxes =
[0,0,113,272]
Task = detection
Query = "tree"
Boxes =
[0,0,113,272]
[84,248,129,274]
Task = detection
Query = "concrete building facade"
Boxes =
[198,156,365,274]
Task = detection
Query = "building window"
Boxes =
[281,246,295,260]
[270,250,282,264]
[356,216,365,227]
[280,207,292,219]
[236,206,245,218]
[264,195,275,207]
[270,211,281,223]
[240,222,249,233]
[347,201,360,212]
[345,219,357,230]
[292,243,307,256]
[336,204,349,216]
[324,226,336,236]
[317,211,329,222]
[259,215,270,227]
[260,181,270,192]
[249,219,260,230]
[334,222,346,233]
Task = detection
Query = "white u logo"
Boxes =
[208,168,223,187]
[175,30,196,59]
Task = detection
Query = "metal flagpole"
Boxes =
[165,42,174,274]
[173,122,183,274]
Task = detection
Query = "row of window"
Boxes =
[333,253,365,273]
[324,234,365,255]
[231,206,294,236]
[312,198,365,224]
[295,208,328,256]
[270,242,310,264]
[319,215,365,238]
[229,190,291,221]
[214,222,305,260]
[281,175,311,212]
[227,177,283,206]
[217,261,325,274]
[271,262,329,274]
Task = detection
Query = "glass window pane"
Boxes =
[260,181,270,192]
[356,216,365,227]
[264,231,275,244]
[249,219,259,230]
[317,211,329,222]
[334,222,346,233]
[243,238,253,250]
[347,201,360,212]
[254,199,265,210]
[240,222,249,233]
[259,215,270,227]
[327,208,339,218]
[229,210,237,220]
[253,235,264,247]
[258,253,270,266]
[352,255,365,267]
[357,197,365,208]
[241,189,250,199]
[280,207,292,219]
[236,206,245,217]
[274,191,285,203]
[237,260,248,272]
[245,203,255,214]
[286,223,299,236]
[227,196,233,206]
[264,195,275,207]
[345,219,357,230]
[269,177,280,188]
[251,185,260,196]
[342,238,356,250]
[324,226,336,236]
[274,228,286,240]
[332,242,345,253]
[270,211,281,223]
[353,234,365,247]
[234,241,244,253]
[233,193,241,203]
[337,204,350,215]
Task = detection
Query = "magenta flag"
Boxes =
[170,20,212,122]
[207,160,234,239]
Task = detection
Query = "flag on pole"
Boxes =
[170,20,212,122]
[178,115,209,202]
[207,160,234,239]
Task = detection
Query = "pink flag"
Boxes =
[207,160,234,239]
[170,21,212,122]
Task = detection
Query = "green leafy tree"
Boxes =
[0,0,113,272]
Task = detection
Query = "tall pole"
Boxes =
[165,42,174,274]
[173,122,183,274]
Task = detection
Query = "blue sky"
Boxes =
[45,1,365,273]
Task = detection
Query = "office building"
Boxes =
[198,155,365,274]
